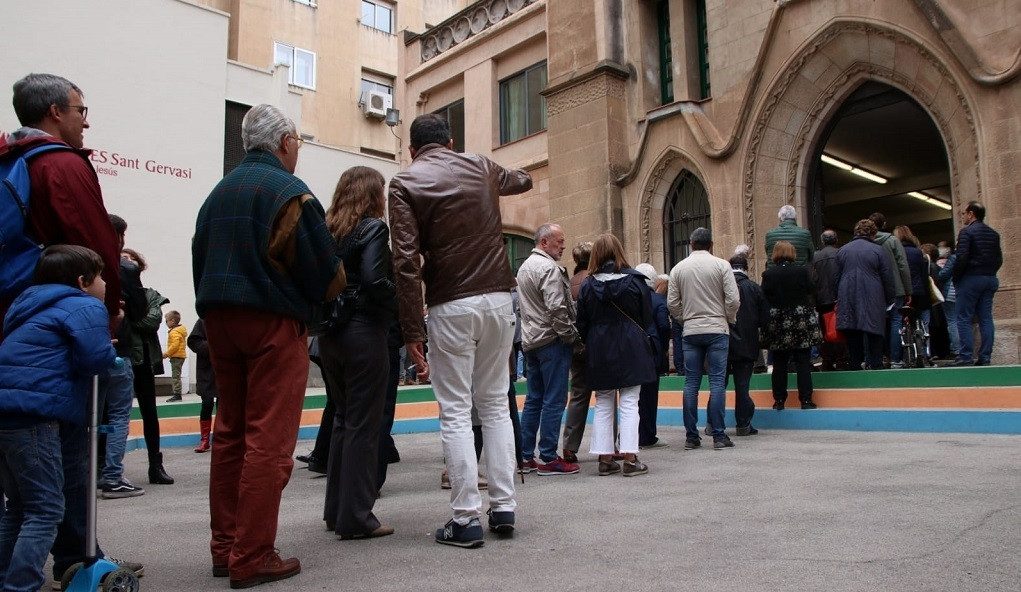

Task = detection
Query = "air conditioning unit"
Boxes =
[362,90,392,119]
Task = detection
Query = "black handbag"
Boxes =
[309,286,360,337]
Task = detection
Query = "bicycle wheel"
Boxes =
[913,330,928,368]
[901,327,917,368]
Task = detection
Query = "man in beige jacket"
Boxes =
[516,223,581,475]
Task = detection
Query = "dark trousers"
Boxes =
[727,359,756,427]
[320,318,387,537]
[132,352,161,458]
[770,348,813,403]
[205,308,308,578]
[50,422,103,578]
[375,343,401,492]
[311,391,336,462]
[637,379,660,447]
[845,330,884,370]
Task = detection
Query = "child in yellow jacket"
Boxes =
[164,310,188,402]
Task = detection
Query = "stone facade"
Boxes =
[399,0,1021,362]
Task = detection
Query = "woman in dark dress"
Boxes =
[761,241,820,410]
[320,166,396,539]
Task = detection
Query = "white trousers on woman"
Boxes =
[589,385,641,455]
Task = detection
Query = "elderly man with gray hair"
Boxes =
[193,104,346,588]
[764,204,815,267]
[516,222,581,475]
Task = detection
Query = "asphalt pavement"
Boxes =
[66,426,1021,591]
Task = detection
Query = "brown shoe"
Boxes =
[228,551,300,589]
[563,449,578,463]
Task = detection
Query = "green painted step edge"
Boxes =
[134,367,1019,419]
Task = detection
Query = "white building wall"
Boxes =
[0,0,398,388]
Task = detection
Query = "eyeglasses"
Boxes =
[67,105,88,120]
[290,135,304,148]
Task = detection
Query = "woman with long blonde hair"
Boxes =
[319,166,396,539]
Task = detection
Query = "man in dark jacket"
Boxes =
[812,230,848,371]
[97,215,148,499]
[728,256,769,435]
[952,201,1002,366]
[193,104,346,587]
[389,114,531,547]
[869,212,912,368]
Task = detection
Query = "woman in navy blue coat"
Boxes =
[576,234,656,477]
[836,219,895,370]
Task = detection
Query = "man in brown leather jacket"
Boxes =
[389,114,531,548]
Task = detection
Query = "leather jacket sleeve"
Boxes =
[359,220,397,307]
[388,178,427,343]
[491,158,533,196]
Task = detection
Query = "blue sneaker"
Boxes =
[487,509,515,535]
[435,518,484,548]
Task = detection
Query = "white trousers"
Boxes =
[589,385,641,455]
[428,292,517,524]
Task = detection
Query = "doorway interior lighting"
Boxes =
[822,153,952,210]
[820,153,887,184]
[908,191,952,210]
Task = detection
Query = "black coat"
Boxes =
[577,263,657,390]
[902,240,931,310]
[186,318,217,399]
[812,245,840,308]
[729,271,769,361]
[650,291,671,374]
[836,235,894,335]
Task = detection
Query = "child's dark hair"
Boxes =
[34,245,104,288]
[166,310,181,323]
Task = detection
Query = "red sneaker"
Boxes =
[536,457,580,475]
[517,459,538,474]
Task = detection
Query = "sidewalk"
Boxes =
[73,426,1020,591]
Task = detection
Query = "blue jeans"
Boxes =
[99,363,134,484]
[681,333,729,440]
[0,421,65,592]
[887,296,905,363]
[520,340,572,462]
[50,422,103,579]
[955,275,998,364]
[942,300,960,354]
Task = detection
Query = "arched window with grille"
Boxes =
[663,170,711,268]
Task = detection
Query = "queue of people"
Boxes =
[0,70,1005,592]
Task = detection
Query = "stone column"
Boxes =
[544,0,631,245]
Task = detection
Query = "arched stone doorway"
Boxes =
[662,170,711,268]
[808,81,954,245]
[743,20,979,263]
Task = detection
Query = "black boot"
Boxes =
[148,452,175,484]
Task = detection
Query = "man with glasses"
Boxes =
[951,202,1002,366]
[0,73,143,589]
[193,104,345,588]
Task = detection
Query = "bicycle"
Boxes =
[898,305,930,368]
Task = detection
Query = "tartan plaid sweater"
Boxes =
[192,150,343,322]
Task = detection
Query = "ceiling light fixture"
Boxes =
[820,153,887,184]
[908,191,952,211]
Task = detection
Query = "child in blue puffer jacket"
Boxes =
[0,245,116,592]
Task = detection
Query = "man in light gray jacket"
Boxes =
[516,223,581,475]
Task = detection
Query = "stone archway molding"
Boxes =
[636,146,712,261]
[616,0,1014,188]
[742,18,980,263]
